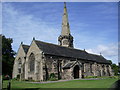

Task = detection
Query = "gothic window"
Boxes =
[102,65,106,75]
[82,63,84,72]
[106,65,110,76]
[29,53,35,72]
[22,63,25,78]
[90,64,92,73]
[18,68,21,73]
[18,58,22,73]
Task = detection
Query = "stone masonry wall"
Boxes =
[12,44,26,79]
[25,40,43,81]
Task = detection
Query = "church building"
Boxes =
[12,3,113,81]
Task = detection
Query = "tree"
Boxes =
[108,60,119,76]
[2,35,16,78]
[107,60,112,65]
[111,64,119,76]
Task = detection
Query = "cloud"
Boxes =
[86,43,118,64]
[87,44,117,56]
[2,2,118,65]
[2,3,59,52]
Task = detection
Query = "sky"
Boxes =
[2,2,118,64]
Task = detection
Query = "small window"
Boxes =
[18,68,21,73]
[90,64,92,73]
[18,58,22,73]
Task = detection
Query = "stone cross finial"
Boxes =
[33,37,35,40]
[84,49,85,51]
[21,42,23,44]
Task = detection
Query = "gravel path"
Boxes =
[26,78,104,84]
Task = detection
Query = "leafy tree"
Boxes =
[118,62,120,73]
[2,35,16,78]
[107,60,112,65]
[111,64,119,76]
[108,60,119,76]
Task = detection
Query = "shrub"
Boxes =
[50,73,56,79]
[16,75,20,79]
[85,76,98,79]
[49,73,58,81]
[109,76,118,79]
[49,78,58,81]
[2,75,10,80]
[12,78,18,81]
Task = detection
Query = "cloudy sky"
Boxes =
[2,2,118,64]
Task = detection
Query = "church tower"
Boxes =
[58,2,74,48]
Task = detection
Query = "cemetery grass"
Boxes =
[3,78,118,89]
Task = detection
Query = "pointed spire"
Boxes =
[61,2,70,35]
[58,2,74,48]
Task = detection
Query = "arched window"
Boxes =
[18,58,22,73]
[102,65,106,76]
[90,64,92,73]
[106,65,110,76]
[29,53,35,72]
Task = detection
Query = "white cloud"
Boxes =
[3,3,59,52]
[86,43,118,64]
[2,2,118,65]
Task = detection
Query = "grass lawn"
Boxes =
[3,78,118,89]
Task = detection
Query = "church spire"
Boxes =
[61,2,70,35]
[58,2,74,48]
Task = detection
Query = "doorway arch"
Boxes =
[73,65,79,79]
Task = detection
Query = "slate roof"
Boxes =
[35,40,110,64]
[22,44,30,54]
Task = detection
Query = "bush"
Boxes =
[49,73,58,81]
[49,78,58,81]
[2,75,10,80]
[50,73,56,78]
[17,75,20,79]
[109,76,118,79]
[85,76,118,79]
[24,79,29,81]
[85,76,98,79]
[12,78,18,81]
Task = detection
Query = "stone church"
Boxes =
[12,3,113,81]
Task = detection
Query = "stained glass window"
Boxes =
[18,58,22,73]
[29,53,35,72]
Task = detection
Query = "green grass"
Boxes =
[3,78,118,89]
